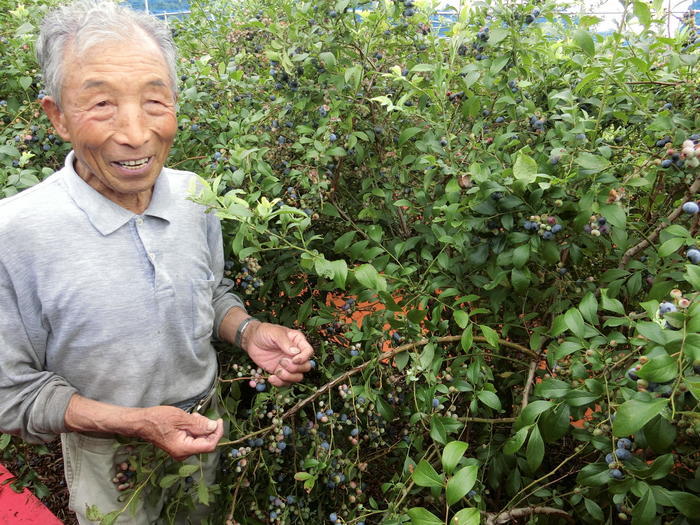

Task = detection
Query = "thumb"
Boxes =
[182,413,219,436]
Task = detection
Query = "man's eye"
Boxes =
[95,101,109,108]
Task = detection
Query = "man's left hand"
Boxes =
[243,322,314,387]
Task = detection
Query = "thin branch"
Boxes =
[619,175,700,268]
[218,334,536,447]
[486,506,575,524]
[521,360,538,410]
[625,80,683,86]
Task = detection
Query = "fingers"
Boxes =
[286,330,314,365]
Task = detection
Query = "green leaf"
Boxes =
[446,465,478,506]
[684,265,700,289]
[511,267,530,293]
[330,259,348,288]
[442,441,468,475]
[410,63,436,72]
[578,292,599,325]
[584,498,604,521]
[665,491,700,518]
[636,354,677,383]
[413,460,444,488]
[454,310,469,329]
[0,434,10,450]
[450,508,480,525]
[461,325,473,352]
[503,426,530,455]
[575,152,609,172]
[512,244,529,268]
[407,507,443,525]
[354,263,386,291]
[399,127,423,146]
[513,152,538,183]
[635,322,667,345]
[19,76,33,91]
[516,400,553,430]
[564,308,586,338]
[577,463,611,487]
[631,483,656,525]
[613,398,668,437]
[294,472,313,481]
[526,425,544,472]
[535,378,571,399]
[479,325,499,349]
[178,464,199,477]
[633,0,651,27]
[573,29,595,56]
[477,390,502,411]
[319,51,336,68]
[197,479,209,505]
[658,237,684,258]
[159,474,180,488]
[600,203,626,228]
[430,416,447,444]
[600,288,625,315]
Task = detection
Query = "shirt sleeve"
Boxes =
[0,261,78,443]
[206,211,247,339]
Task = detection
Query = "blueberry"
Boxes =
[329,133,337,142]
[256,382,266,392]
[551,224,562,234]
[688,248,700,264]
[432,398,440,408]
[542,231,554,240]
[684,201,700,214]
[309,359,317,368]
[615,448,632,461]
[609,469,624,480]
[626,367,639,381]
[495,116,505,124]
[575,133,586,141]
[605,453,615,464]
[659,302,677,315]
[617,438,632,451]
[329,512,338,523]
[350,428,359,437]
[277,442,287,451]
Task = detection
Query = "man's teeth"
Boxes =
[118,158,149,168]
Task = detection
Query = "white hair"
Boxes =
[36,0,178,107]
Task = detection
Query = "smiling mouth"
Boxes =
[115,157,151,170]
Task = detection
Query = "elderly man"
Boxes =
[0,0,313,522]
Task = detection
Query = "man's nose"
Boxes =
[113,104,150,147]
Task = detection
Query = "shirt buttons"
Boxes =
[148,252,156,261]
[135,217,144,225]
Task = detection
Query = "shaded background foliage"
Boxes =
[2,0,700,523]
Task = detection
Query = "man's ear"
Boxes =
[40,96,70,142]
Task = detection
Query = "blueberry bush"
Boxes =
[2,0,700,523]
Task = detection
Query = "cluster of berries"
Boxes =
[349,342,362,357]
[228,363,268,391]
[583,215,609,236]
[656,135,700,169]
[267,494,298,522]
[522,214,563,240]
[458,26,490,60]
[529,114,546,132]
[111,457,136,492]
[605,438,634,480]
[657,288,695,329]
[236,257,263,295]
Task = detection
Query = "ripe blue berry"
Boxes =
[615,448,632,461]
[688,248,700,264]
[432,398,440,408]
[605,453,615,464]
[658,302,677,315]
[617,438,632,450]
[661,159,673,168]
[609,469,624,480]
[329,512,338,523]
[683,201,699,214]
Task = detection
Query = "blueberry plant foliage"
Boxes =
[2,0,700,523]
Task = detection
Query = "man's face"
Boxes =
[42,33,177,210]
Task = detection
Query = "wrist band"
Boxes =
[235,316,259,349]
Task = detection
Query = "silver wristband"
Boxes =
[235,316,259,350]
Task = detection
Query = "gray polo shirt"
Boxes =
[0,152,245,443]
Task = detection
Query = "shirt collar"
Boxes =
[60,151,173,235]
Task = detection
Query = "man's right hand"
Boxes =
[136,406,224,461]
[64,394,224,461]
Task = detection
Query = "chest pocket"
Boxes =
[191,276,216,339]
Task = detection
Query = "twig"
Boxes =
[619,175,700,268]
[625,81,683,86]
[521,360,538,411]
[218,334,537,446]
[486,506,575,524]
